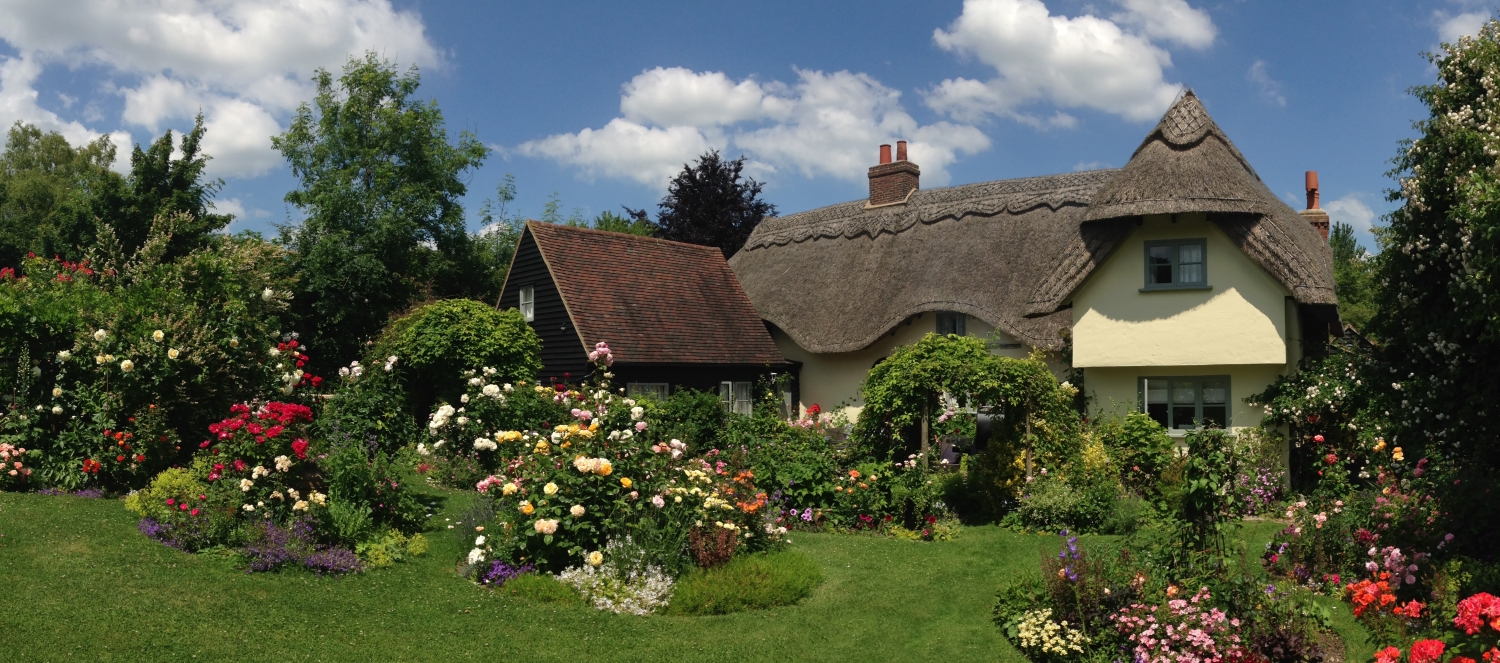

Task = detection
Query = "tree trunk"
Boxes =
[920,394,930,470]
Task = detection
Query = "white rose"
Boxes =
[52,387,63,397]
[93,329,106,341]
[570,504,585,517]
[119,359,134,372]
[262,288,275,301]
[51,405,63,415]
[167,348,180,360]
[152,330,164,342]
[56,350,70,361]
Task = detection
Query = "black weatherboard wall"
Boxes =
[496,228,588,382]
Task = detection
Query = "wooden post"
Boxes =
[920,394,930,470]
[1024,400,1033,480]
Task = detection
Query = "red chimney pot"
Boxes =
[896,140,908,162]
[1305,171,1320,210]
[878,144,892,165]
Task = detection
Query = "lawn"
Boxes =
[0,492,1372,663]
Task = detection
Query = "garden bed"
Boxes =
[0,491,1374,662]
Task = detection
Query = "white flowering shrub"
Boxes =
[1015,609,1090,660]
[556,538,674,615]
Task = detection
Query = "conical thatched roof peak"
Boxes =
[1083,90,1265,221]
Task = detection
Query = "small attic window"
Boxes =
[1143,239,1209,291]
[519,285,535,322]
[936,312,966,336]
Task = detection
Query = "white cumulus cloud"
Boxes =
[1435,9,1491,44]
[924,0,1212,125]
[520,67,990,190]
[1247,60,1286,107]
[1325,193,1377,233]
[0,0,441,178]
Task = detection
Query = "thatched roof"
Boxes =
[729,91,1335,355]
[1028,91,1335,314]
[730,170,1114,353]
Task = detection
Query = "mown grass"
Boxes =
[667,550,822,615]
[0,492,1372,662]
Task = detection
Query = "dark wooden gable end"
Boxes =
[496,226,589,382]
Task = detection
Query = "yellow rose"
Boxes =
[502,482,518,496]
[586,550,603,567]
[533,440,551,455]
[595,459,613,476]
[544,482,558,495]
[620,477,632,489]
[519,501,535,515]
[588,420,599,431]
[1392,447,1404,461]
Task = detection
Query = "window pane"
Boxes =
[1201,380,1226,405]
[519,285,535,322]
[733,382,753,416]
[719,382,733,413]
[1171,379,1198,428]
[1143,379,1169,428]
[1201,405,1227,428]
[1148,246,1173,284]
[1178,243,1202,264]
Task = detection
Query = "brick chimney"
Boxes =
[868,140,919,206]
[1297,170,1329,241]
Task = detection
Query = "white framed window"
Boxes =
[627,382,669,401]
[720,381,753,415]
[519,285,535,322]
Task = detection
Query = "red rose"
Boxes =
[1324,454,1338,465]
[116,454,126,462]
[1313,434,1325,443]
[1410,640,1445,663]
[190,509,200,517]
[166,498,175,506]
[291,438,309,460]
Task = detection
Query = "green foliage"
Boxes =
[117,114,232,260]
[0,225,296,491]
[316,364,421,455]
[649,388,727,449]
[0,122,123,267]
[589,210,657,236]
[356,529,430,568]
[723,410,837,510]
[371,299,541,418]
[644,149,776,258]
[1167,426,1240,579]
[1364,19,1500,548]
[667,551,822,615]
[125,468,205,520]
[1094,413,1174,498]
[1330,221,1379,332]
[274,53,491,368]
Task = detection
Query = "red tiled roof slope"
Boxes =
[527,222,786,366]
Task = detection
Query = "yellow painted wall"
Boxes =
[1071,213,1291,368]
[1083,364,1283,433]
[775,313,1044,421]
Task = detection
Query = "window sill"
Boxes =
[1140,284,1213,293]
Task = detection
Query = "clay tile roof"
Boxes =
[526,221,786,366]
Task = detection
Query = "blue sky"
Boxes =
[0,1,1493,251]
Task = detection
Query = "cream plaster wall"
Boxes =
[1083,364,1283,433]
[776,313,1040,421]
[1071,213,1291,368]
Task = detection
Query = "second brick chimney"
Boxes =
[868,140,919,207]
[1297,170,1330,241]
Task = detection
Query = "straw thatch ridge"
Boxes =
[731,170,1117,354]
[1026,90,1337,315]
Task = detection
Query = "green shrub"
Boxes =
[668,551,822,615]
[316,366,421,455]
[355,529,429,568]
[651,388,726,448]
[724,410,838,512]
[1096,413,1174,498]
[370,299,541,418]
[125,468,205,520]
[503,573,583,605]
[1099,495,1149,535]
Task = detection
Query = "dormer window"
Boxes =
[519,285,535,322]
[1143,239,1208,290]
[936,311,966,336]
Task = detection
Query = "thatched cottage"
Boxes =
[728,91,1337,433]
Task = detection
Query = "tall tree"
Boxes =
[1329,221,1378,332]
[642,150,775,258]
[273,53,490,367]
[0,122,122,266]
[117,114,232,259]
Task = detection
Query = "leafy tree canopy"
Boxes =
[1329,221,1379,332]
[637,150,775,258]
[273,52,490,367]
